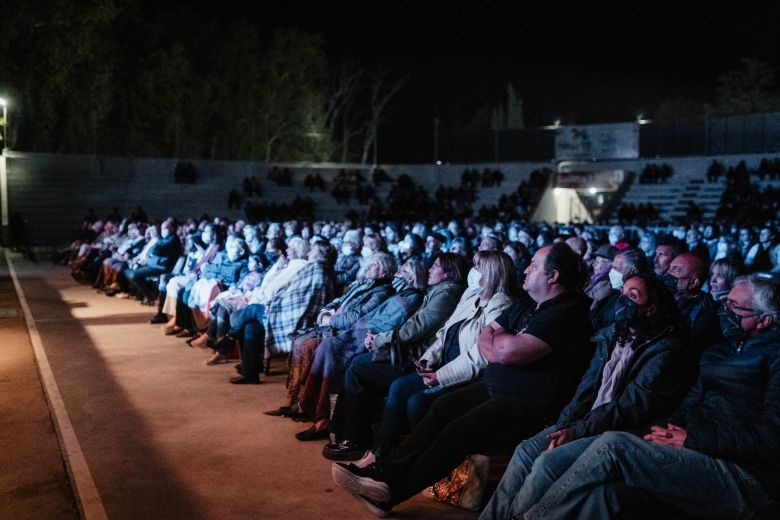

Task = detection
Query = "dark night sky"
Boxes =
[178,1,780,162]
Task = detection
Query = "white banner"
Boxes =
[555,122,639,161]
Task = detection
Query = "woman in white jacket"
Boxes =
[372,250,520,457]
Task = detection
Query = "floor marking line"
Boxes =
[5,251,108,520]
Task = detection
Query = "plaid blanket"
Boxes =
[264,260,334,354]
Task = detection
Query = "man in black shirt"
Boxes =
[331,243,594,516]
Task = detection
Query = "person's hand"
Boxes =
[364,332,377,352]
[546,428,573,450]
[421,370,438,387]
[644,423,687,448]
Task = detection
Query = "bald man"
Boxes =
[662,252,722,354]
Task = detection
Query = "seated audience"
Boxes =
[228,240,336,384]
[323,250,517,463]
[482,272,692,519]
[331,243,594,517]
[506,275,780,519]
[126,220,182,309]
[272,252,397,439]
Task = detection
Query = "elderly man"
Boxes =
[331,244,594,516]
[592,248,649,331]
[515,274,780,519]
[662,252,722,354]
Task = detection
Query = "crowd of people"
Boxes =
[53,211,780,518]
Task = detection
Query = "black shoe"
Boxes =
[213,334,236,351]
[149,314,168,324]
[323,440,367,461]
[234,363,244,374]
[229,375,260,385]
[264,406,308,420]
[263,406,292,417]
[175,329,196,338]
[295,426,329,441]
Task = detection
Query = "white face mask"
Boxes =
[341,244,353,256]
[608,268,624,290]
[467,267,482,290]
[361,246,373,259]
[227,247,241,261]
[161,228,171,238]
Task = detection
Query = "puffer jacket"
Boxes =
[555,322,691,440]
[677,290,722,353]
[374,280,465,349]
[668,329,780,503]
[324,278,395,331]
[358,286,425,334]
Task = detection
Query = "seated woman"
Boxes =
[206,236,309,359]
[323,250,518,462]
[267,259,424,421]
[97,222,146,291]
[228,240,337,385]
[312,253,466,439]
[708,256,742,301]
[266,252,402,416]
[183,235,248,341]
[160,224,221,337]
[191,253,263,360]
[70,220,119,282]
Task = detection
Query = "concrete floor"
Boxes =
[0,251,478,519]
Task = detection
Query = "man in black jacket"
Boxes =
[515,274,779,520]
[125,220,181,310]
[661,252,722,354]
[481,272,692,520]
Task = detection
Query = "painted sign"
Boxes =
[555,122,639,160]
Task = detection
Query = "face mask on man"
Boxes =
[467,267,482,291]
[718,306,747,341]
[608,268,624,290]
[341,244,354,256]
[361,246,373,259]
[660,272,679,295]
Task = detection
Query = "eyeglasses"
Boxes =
[722,299,760,316]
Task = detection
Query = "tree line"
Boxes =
[0,1,405,163]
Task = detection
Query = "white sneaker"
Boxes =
[354,450,376,468]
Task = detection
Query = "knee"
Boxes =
[243,321,265,343]
[406,393,428,424]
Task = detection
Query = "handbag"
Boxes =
[426,453,511,511]
[371,329,405,369]
[425,454,491,511]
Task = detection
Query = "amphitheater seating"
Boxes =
[618,177,726,222]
